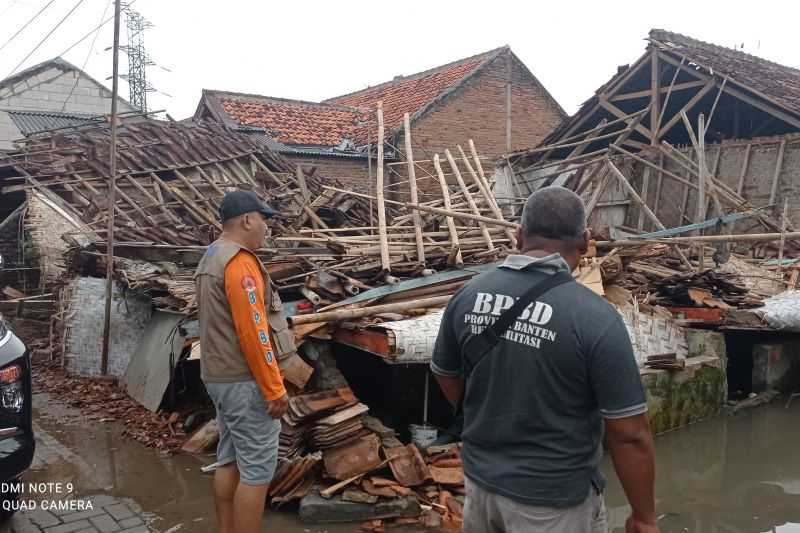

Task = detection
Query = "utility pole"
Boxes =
[101,0,122,376]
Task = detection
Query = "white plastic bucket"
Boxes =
[409,424,438,449]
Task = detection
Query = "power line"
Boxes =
[60,0,112,112]
[5,0,87,80]
[55,0,136,58]
[0,0,58,54]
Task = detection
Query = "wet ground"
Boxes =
[9,393,800,532]
[603,400,800,532]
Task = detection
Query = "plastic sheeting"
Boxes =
[759,290,800,332]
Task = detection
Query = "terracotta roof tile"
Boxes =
[213,94,365,147]
[202,48,503,148]
[326,50,499,136]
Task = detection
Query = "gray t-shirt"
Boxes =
[431,253,646,508]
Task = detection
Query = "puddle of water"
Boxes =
[29,393,363,532]
[31,391,800,533]
[601,402,800,532]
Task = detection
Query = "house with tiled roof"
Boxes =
[194,46,565,191]
[509,28,800,233]
[0,57,136,150]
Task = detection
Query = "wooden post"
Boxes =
[692,113,707,225]
[637,167,651,231]
[770,139,787,206]
[403,113,425,265]
[650,48,660,145]
[445,149,494,251]
[458,145,517,248]
[585,165,611,218]
[778,198,789,279]
[653,154,664,218]
[433,155,463,267]
[607,161,665,231]
[375,102,391,274]
[101,0,122,376]
[469,139,497,209]
[606,159,692,268]
[737,144,751,195]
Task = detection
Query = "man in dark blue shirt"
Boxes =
[432,186,658,533]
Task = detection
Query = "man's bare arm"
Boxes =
[433,374,463,408]
[605,413,659,532]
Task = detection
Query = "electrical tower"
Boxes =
[122,7,153,112]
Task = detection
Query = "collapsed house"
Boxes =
[0,31,797,528]
[503,28,800,431]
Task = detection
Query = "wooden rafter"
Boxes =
[598,97,652,139]
[658,52,800,131]
[657,80,716,138]
[611,80,706,102]
[650,47,660,145]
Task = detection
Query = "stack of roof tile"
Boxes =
[279,387,368,460]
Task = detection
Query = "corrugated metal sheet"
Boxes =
[7,110,102,135]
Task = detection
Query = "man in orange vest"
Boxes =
[195,190,289,533]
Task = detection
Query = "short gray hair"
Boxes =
[521,186,586,241]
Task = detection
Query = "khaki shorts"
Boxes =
[204,380,281,486]
[463,476,607,533]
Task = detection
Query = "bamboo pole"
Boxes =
[403,113,425,265]
[375,102,391,274]
[585,165,611,218]
[433,154,464,266]
[606,159,692,268]
[778,198,789,278]
[445,149,494,251]
[321,184,518,229]
[458,145,517,248]
[288,295,452,326]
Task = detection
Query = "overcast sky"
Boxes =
[1,0,798,120]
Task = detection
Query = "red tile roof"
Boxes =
[326,48,503,136]
[205,92,365,147]
[650,29,800,116]
[199,48,505,148]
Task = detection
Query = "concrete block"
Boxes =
[642,355,727,434]
[116,516,142,528]
[299,491,420,523]
[686,330,727,361]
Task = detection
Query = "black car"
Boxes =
[0,304,34,520]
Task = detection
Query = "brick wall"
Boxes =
[288,155,372,193]
[407,53,564,161]
[624,135,800,232]
[63,277,152,377]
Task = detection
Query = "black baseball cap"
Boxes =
[219,190,281,222]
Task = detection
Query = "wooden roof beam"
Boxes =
[611,80,707,102]
[658,52,800,132]
[597,97,653,139]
